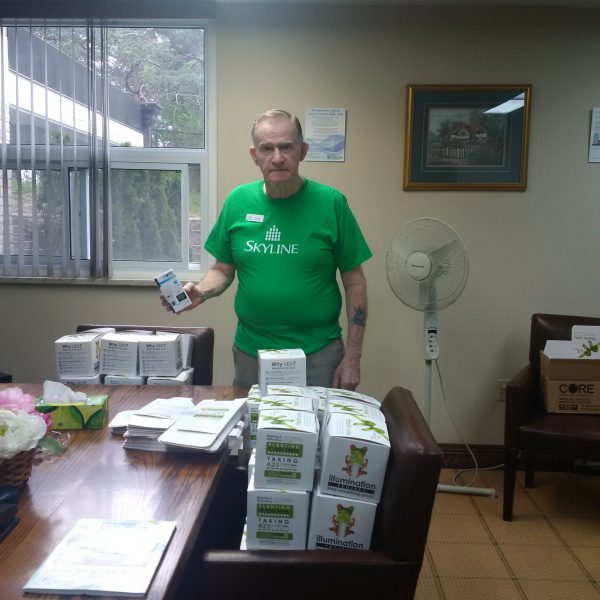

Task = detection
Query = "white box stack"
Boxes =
[258,349,306,395]
[55,332,103,378]
[100,332,142,377]
[138,333,182,377]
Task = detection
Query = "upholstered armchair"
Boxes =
[503,313,600,521]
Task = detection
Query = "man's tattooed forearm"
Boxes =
[351,306,367,327]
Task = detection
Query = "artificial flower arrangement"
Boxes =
[0,387,64,461]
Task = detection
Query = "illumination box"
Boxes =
[36,395,108,430]
[540,344,600,414]
[258,349,306,395]
[307,486,376,551]
[318,412,390,503]
[246,472,310,550]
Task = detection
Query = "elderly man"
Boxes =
[163,109,371,390]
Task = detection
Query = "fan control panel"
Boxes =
[424,311,439,360]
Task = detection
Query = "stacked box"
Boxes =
[100,332,142,376]
[104,375,146,385]
[246,472,310,550]
[254,409,318,492]
[318,411,390,503]
[55,332,103,377]
[307,487,377,550]
[259,395,317,414]
[138,333,182,377]
[147,368,194,385]
[258,349,306,395]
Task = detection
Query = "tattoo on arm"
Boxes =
[351,306,367,327]
[199,279,232,303]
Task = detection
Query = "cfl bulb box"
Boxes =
[104,374,146,385]
[154,268,192,313]
[307,486,376,551]
[246,472,310,550]
[571,325,600,358]
[246,396,261,449]
[100,332,141,376]
[55,332,103,377]
[258,349,306,395]
[147,368,194,385]
[156,331,194,369]
[326,388,380,407]
[259,395,317,414]
[59,374,103,385]
[540,344,600,414]
[254,409,318,491]
[138,333,182,377]
[319,412,390,503]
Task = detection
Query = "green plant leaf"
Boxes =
[38,435,65,455]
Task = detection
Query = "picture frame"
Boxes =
[403,84,532,191]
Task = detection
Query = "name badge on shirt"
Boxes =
[246,213,264,223]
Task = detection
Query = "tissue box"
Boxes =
[258,349,306,395]
[36,395,108,429]
[540,343,600,414]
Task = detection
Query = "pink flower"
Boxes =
[0,387,36,413]
[38,411,53,433]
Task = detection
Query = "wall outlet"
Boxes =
[497,379,509,402]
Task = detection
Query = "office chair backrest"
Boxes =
[76,324,214,385]
[529,313,600,372]
[372,387,443,562]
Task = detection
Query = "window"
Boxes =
[0,19,215,280]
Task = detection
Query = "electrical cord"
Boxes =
[434,359,501,491]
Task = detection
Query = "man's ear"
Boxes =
[250,146,258,164]
[299,142,309,161]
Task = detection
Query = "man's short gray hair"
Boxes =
[251,109,304,146]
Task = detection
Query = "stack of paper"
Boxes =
[23,518,176,597]
[158,399,247,453]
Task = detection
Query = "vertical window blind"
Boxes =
[0,19,110,279]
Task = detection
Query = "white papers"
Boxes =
[158,399,247,452]
[23,518,176,597]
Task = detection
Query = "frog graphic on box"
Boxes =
[330,504,355,538]
[343,444,368,478]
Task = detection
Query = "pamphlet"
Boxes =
[23,518,176,597]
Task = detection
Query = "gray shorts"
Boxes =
[232,338,345,388]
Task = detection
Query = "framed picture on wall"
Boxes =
[403,84,532,191]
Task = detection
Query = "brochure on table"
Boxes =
[23,518,176,597]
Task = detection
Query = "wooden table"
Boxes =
[0,384,245,600]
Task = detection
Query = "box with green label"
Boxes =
[254,409,318,491]
[246,472,310,550]
[36,395,108,430]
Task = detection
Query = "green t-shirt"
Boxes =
[205,178,372,356]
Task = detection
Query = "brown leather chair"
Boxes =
[76,324,214,385]
[194,386,443,600]
[503,313,600,521]
[0,372,12,383]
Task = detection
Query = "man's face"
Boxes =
[250,119,308,186]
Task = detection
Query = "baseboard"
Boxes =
[439,444,577,472]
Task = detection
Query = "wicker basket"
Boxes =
[0,448,36,488]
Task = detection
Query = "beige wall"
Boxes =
[1,5,599,445]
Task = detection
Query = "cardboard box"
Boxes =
[36,395,108,430]
[326,388,380,407]
[58,374,103,385]
[318,412,390,502]
[259,395,317,414]
[138,333,182,377]
[572,325,600,358]
[100,332,142,376]
[55,332,103,377]
[104,375,146,385]
[307,486,376,551]
[540,347,600,414]
[147,368,194,386]
[246,472,310,550]
[258,349,306,395]
[246,397,261,449]
[156,331,194,369]
[254,409,318,491]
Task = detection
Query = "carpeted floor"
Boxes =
[416,468,600,600]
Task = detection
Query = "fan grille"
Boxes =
[386,218,469,311]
